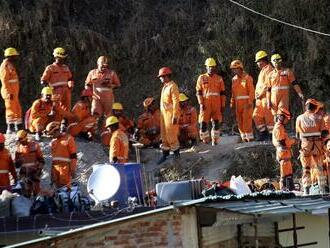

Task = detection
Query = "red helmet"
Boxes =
[81,88,93,97]
[0,133,5,143]
[157,67,172,77]
[277,108,291,120]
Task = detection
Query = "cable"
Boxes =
[229,0,330,37]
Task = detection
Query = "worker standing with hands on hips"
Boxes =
[230,60,255,142]
[196,58,226,145]
[253,51,274,141]
[40,47,74,110]
[266,53,304,116]
[157,67,180,164]
[0,47,22,134]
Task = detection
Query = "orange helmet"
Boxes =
[97,56,109,66]
[230,60,244,69]
[81,88,93,97]
[277,108,291,120]
[45,122,60,136]
[143,97,154,108]
[157,67,172,77]
[0,133,5,143]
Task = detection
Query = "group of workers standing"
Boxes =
[0,46,328,196]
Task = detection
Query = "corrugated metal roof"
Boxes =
[200,196,330,215]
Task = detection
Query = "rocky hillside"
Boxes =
[0,0,329,129]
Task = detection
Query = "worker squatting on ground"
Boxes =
[40,47,74,110]
[157,67,180,164]
[266,53,304,116]
[100,102,134,146]
[272,108,296,191]
[14,130,45,197]
[196,58,225,145]
[48,121,77,189]
[253,51,274,141]
[296,99,328,195]
[85,56,120,118]
[0,133,17,193]
[0,48,22,134]
[178,93,198,148]
[106,116,129,163]
[135,97,161,148]
[68,88,97,140]
[29,87,74,141]
[230,60,255,142]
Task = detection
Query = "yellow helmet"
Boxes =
[53,47,67,58]
[230,60,244,69]
[41,87,53,95]
[97,56,109,66]
[4,47,19,57]
[255,50,268,62]
[106,116,119,127]
[16,130,28,141]
[205,58,217,67]
[112,102,123,110]
[179,93,189,102]
[45,122,60,136]
[271,54,282,63]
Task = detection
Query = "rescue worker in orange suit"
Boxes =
[178,93,198,148]
[0,47,22,133]
[101,102,134,146]
[29,87,74,141]
[0,133,17,193]
[48,121,77,189]
[41,47,74,110]
[272,108,296,190]
[266,53,304,116]
[230,60,255,142]
[157,67,180,164]
[14,130,44,196]
[253,51,274,141]
[296,99,328,195]
[106,116,129,163]
[68,88,97,140]
[135,97,161,147]
[196,58,226,145]
[85,56,120,118]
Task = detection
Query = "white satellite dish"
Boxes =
[87,164,121,203]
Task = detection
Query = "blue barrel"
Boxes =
[110,163,144,207]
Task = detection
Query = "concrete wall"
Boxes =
[278,213,329,248]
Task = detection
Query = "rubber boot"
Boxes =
[303,186,310,196]
[6,124,15,134]
[286,175,294,191]
[14,123,22,132]
[35,132,42,141]
[257,131,268,141]
[157,150,170,165]
[173,149,180,159]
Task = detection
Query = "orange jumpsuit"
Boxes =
[29,99,74,133]
[253,64,274,133]
[0,58,22,125]
[101,115,134,146]
[109,129,129,163]
[296,111,326,190]
[272,121,296,189]
[196,73,226,143]
[179,105,198,144]
[137,110,161,146]
[41,62,73,110]
[68,100,97,137]
[230,73,255,141]
[266,68,296,115]
[15,141,44,195]
[160,80,180,151]
[85,68,120,117]
[0,148,17,192]
[50,134,77,188]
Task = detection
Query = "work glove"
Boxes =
[67,81,74,88]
